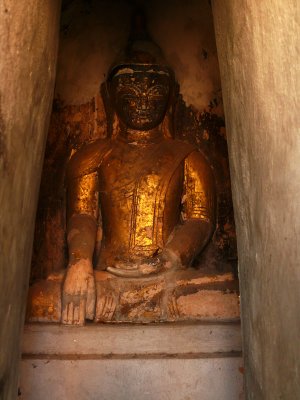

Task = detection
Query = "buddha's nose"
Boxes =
[140,97,148,110]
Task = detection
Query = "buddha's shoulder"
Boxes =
[163,138,192,151]
[168,139,211,167]
[185,148,210,165]
[67,138,112,180]
[184,148,214,185]
[166,139,208,165]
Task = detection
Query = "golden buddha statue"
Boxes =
[61,15,216,325]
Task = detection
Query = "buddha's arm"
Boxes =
[67,172,99,263]
[65,138,110,262]
[163,151,216,268]
[62,171,99,325]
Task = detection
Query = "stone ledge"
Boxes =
[19,358,244,400]
[22,322,242,357]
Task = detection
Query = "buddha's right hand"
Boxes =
[62,258,96,325]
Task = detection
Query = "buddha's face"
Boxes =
[110,70,170,131]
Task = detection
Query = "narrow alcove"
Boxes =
[20,0,243,398]
[29,0,239,318]
[1,1,299,399]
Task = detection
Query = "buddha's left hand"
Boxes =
[107,248,182,277]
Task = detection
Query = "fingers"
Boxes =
[73,303,79,322]
[61,296,86,325]
[139,262,161,275]
[95,290,116,322]
[62,295,74,325]
[168,296,179,319]
[62,300,76,325]
[107,266,140,277]
[79,297,86,325]
[67,302,74,323]
[104,296,115,321]
[95,294,106,322]
[62,301,69,324]
[86,276,96,320]
[107,265,159,277]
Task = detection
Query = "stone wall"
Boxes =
[212,1,300,398]
[0,1,61,398]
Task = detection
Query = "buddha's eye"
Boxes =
[150,95,165,102]
[128,99,137,107]
[122,95,137,107]
[148,85,168,99]
[116,83,139,97]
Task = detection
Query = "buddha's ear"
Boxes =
[100,81,120,138]
[161,110,173,139]
[162,80,180,139]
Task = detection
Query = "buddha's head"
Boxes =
[105,10,177,134]
[109,66,170,131]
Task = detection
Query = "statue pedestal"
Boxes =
[27,268,240,323]
[23,269,242,398]
[20,322,244,400]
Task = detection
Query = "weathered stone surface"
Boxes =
[0,1,60,398]
[213,1,300,398]
[22,322,243,356]
[19,357,244,400]
[20,322,243,399]
[27,269,239,323]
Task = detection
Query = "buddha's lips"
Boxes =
[131,111,159,119]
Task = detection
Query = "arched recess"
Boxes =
[28,0,239,325]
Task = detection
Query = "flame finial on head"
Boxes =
[128,8,150,42]
[107,7,173,79]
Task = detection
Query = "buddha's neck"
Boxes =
[118,126,164,145]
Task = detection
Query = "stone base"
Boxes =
[20,358,244,400]
[20,323,244,400]
[27,268,240,323]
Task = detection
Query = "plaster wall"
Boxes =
[0,1,61,398]
[212,1,300,398]
[56,0,223,114]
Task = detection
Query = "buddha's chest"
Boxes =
[98,143,175,197]
[98,143,183,250]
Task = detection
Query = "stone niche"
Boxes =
[26,0,239,325]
